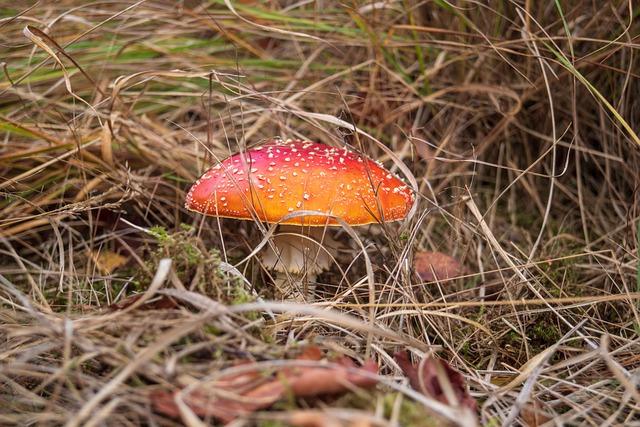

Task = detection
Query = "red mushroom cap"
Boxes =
[185,139,414,226]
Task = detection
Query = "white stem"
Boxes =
[261,225,338,300]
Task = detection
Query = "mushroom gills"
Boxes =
[261,225,339,299]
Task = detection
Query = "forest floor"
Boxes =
[1,1,639,426]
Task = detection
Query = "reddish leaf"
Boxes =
[413,251,463,282]
[394,351,476,411]
[212,359,266,390]
[297,345,323,361]
[289,411,372,427]
[151,388,261,422]
[286,357,378,397]
[151,347,379,423]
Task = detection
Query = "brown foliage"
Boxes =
[394,351,476,412]
[413,251,464,282]
[152,347,378,423]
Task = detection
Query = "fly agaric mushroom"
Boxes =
[185,138,414,299]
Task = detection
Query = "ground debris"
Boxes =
[413,251,464,282]
[394,351,477,412]
[107,294,179,311]
[151,346,379,423]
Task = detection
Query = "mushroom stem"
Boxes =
[261,225,338,300]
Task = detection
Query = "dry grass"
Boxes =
[1,1,639,425]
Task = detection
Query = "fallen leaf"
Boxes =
[91,249,127,274]
[285,357,378,397]
[394,351,476,411]
[210,359,266,390]
[297,345,323,361]
[152,347,379,423]
[521,399,552,426]
[289,410,372,427]
[413,251,463,282]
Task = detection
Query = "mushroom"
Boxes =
[185,138,414,299]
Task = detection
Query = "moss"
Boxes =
[204,324,223,337]
[256,421,287,427]
[514,210,539,229]
[484,417,501,427]
[381,394,440,427]
[148,225,171,245]
[505,330,521,345]
[231,285,259,321]
[147,224,224,298]
[532,320,561,345]
[460,339,473,358]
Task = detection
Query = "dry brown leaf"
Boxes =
[394,351,476,412]
[297,345,324,361]
[286,358,378,398]
[413,251,463,282]
[289,410,371,427]
[151,347,379,423]
[91,249,127,274]
[521,399,552,426]
[211,360,266,390]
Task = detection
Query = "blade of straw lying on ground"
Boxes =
[159,288,432,352]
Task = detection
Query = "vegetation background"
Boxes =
[1,1,639,425]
